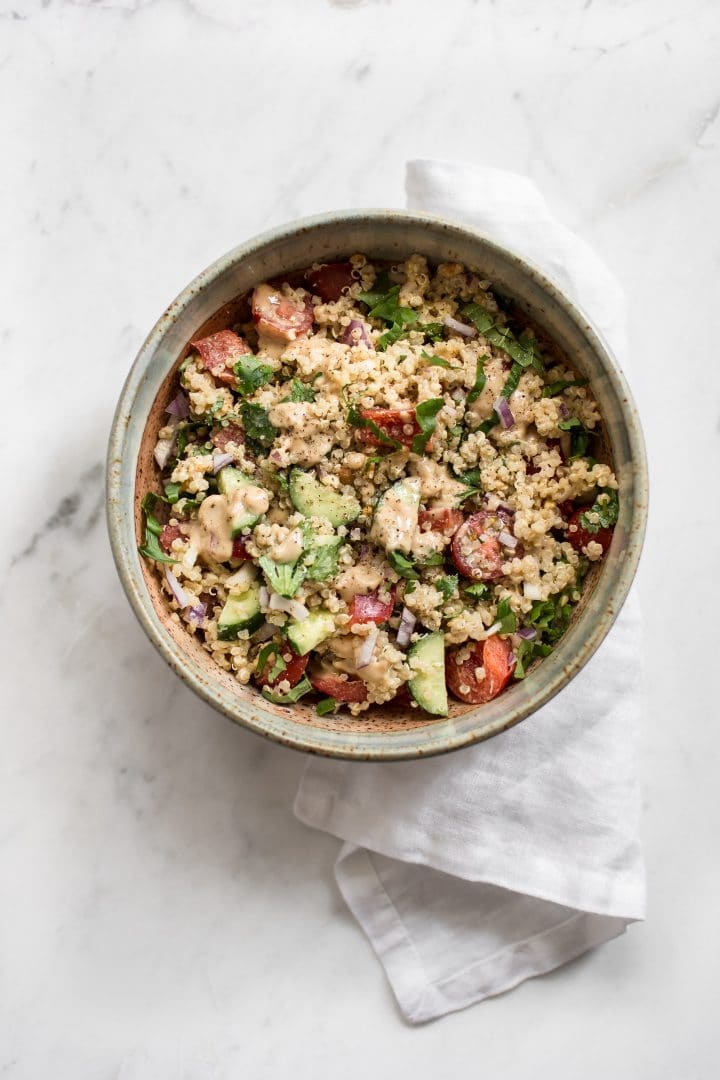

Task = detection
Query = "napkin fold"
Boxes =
[294,160,645,1024]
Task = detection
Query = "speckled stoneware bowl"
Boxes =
[107,210,647,760]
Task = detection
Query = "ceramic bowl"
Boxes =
[106,210,647,760]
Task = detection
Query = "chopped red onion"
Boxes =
[483,620,502,639]
[443,315,477,338]
[186,603,207,626]
[166,391,190,419]
[517,627,537,641]
[341,319,373,348]
[356,624,379,669]
[494,396,515,430]
[268,593,309,621]
[558,401,569,419]
[497,500,514,514]
[212,452,234,475]
[507,651,516,666]
[395,607,416,648]
[165,567,191,609]
[523,581,542,601]
[154,437,175,470]
[498,529,517,550]
[259,585,269,609]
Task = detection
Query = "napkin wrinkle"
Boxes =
[293,159,644,1023]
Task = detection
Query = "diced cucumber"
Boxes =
[217,582,263,640]
[289,468,360,526]
[370,476,420,553]
[407,632,448,716]
[217,467,268,536]
[286,609,336,656]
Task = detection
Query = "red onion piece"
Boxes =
[268,593,309,621]
[395,606,416,648]
[341,319,373,348]
[498,529,517,550]
[517,627,537,641]
[483,620,502,639]
[443,315,477,338]
[165,567,191,609]
[356,624,379,669]
[523,581,542,601]
[558,401,569,419]
[154,437,175,470]
[259,585,269,609]
[212,452,234,475]
[166,391,190,419]
[186,603,207,626]
[494,396,515,429]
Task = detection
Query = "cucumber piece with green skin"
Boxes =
[286,609,336,656]
[407,632,448,716]
[370,476,420,554]
[217,582,263,640]
[217,467,268,536]
[289,468,360,527]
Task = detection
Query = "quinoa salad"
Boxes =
[139,255,619,718]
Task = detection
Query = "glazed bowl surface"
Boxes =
[107,210,647,760]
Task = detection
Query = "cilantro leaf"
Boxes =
[387,551,419,580]
[411,398,444,455]
[282,378,316,403]
[419,322,445,343]
[514,639,553,679]
[495,597,517,634]
[304,537,342,582]
[262,675,314,705]
[527,596,571,644]
[542,377,589,397]
[258,556,307,598]
[240,402,277,453]
[464,582,489,600]
[316,697,337,716]
[435,574,458,600]
[578,489,619,533]
[358,282,419,352]
[234,354,274,396]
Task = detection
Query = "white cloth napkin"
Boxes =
[294,160,645,1024]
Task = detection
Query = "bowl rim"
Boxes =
[107,208,648,761]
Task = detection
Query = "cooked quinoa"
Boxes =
[140,254,619,717]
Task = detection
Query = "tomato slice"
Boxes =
[252,283,313,342]
[191,330,250,387]
[231,537,252,560]
[159,524,183,553]
[418,507,463,537]
[305,262,355,302]
[451,509,514,581]
[212,423,246,454]
[348,590,395,625]
[254,646,308,690]
[354,407,421,448]
[446,635,515,704]
[565,509,613,554]
[309,673,368,703]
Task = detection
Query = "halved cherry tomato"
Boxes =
[160,523,182,553]
[348,589,395,625]
[451,509,514,581]
[309,673,368,703]
[252,283,313,342]
[231,537,252,560]
[565,509,613,554]
[305,262,355,302]
[191,330,251,387]
[418,507,463,537]
[446,635,515,704]
[254,646,308,690]
[212,423,246,453]
[354,407,421,448]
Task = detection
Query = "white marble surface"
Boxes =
[2,0,719,1076]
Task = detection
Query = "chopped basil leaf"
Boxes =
[495,597,517,634]
[316,697,337,716]
[140,493,163,536]
[478,416,497,435]
[435,574,458,600]
[464,582,489,600]
[258,556,307,598]
[557,416,583,431]
[421,350,454,369]
[411,398,444,455]
[387,550,419,580]
[347,403,402,450]
[276,471,289,491]
[461,303,544,374]
[419,322,445,343]
[466,356,487,405]
[422,552,444,567]
[137,498,176,565]
[262,675,313,705]
[558,416,591,461]
[578,488,619,532]
[234,354,274,396]
[358,283,419,352]
[356,270,393,308]
[542,377,589,398]
[404,579,417,595]
[240,402,277,452]
[500,362,522,398]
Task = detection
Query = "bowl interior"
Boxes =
[109,212,647,759]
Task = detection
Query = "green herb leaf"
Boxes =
[578,488,619,533]
[316,697,337,716]
[514,639,553,679]
[435,574,458,600]
[137,505,177,566]
[500,362,522,398]
[304,537,342,582]
[347,403,402,450]
[411,398,444,455]
[527,596,572,644]
[282,378,316,403]
[542,377,589,398]
[240,402,277,453]
[461,303,544,373]
[140,493,163,536]
[262,675,314,705]
[387,550,419,580]
[464,582,489,600]
[557,416,583,431]
[466,357,487,406]
[163,481,182,504]
[276,471,289,491]
[358,282,419,352]
[478,416,497,435]
[495,597,517,634]
[258,556,307,598]
[256,642,286,682]
[234,354,274,396]
[419,322,445,343]
[421,552,444,567]
[558,416,591,461]
[421,350,454,369]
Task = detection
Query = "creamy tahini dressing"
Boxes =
[410,457,465,508]
[335,564,384,603]
[467,355,505,422]
[269,528,304,564]
[229,484,269,518]
[189,494,235,563]
[325,634,391,687]
[370,477,420,553]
